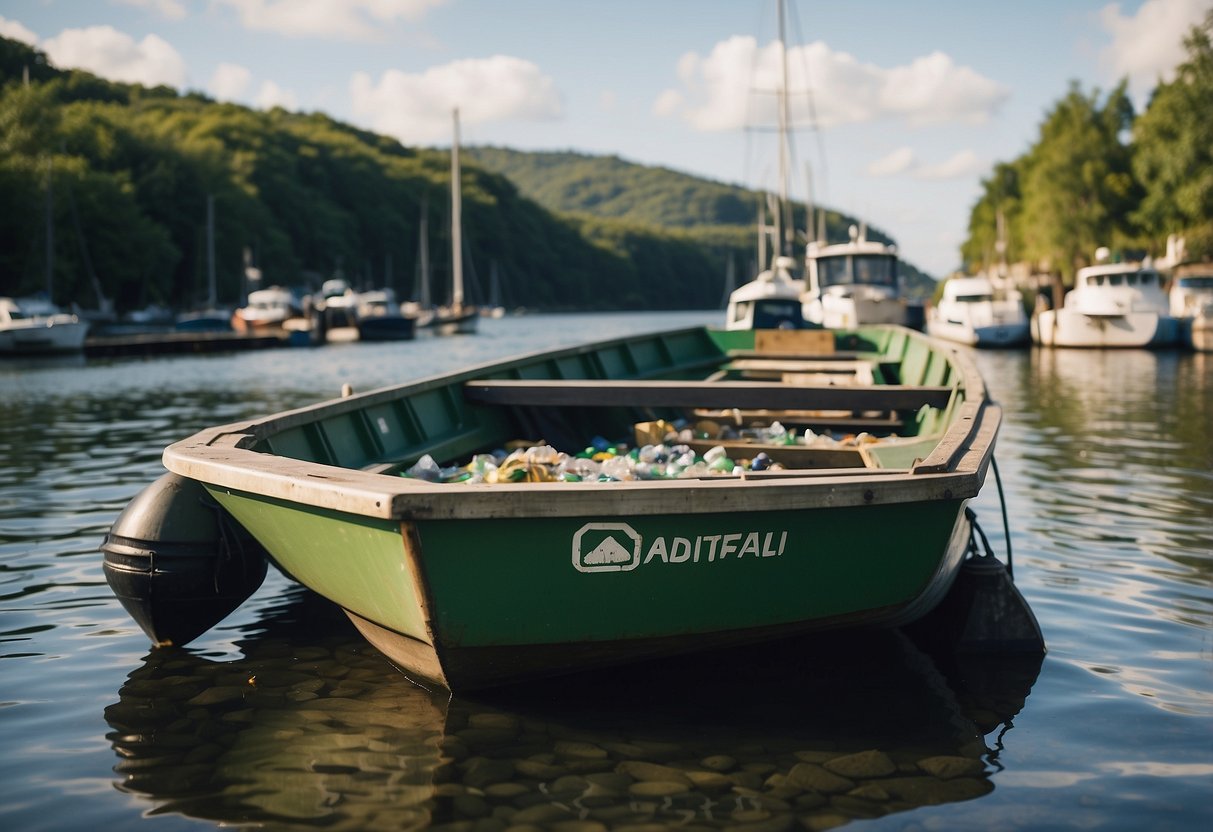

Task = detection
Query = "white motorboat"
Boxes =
[232,286,303,333]
[1032,250,1178,348]
[1168,264,1213,351]
[725,257,808,330]
[926,275,1029,347]
[803,225,912,329]
[0,296,90,355]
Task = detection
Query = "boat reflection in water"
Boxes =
[105,586,1041,831]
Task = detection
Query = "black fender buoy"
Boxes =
[911,553,1046,656]
[102,472,268,647]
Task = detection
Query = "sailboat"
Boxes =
[418,109,478,336]
[1,162,90,355]
[480,261,506,318]
[725,2,810,331]
[176,194,233,332]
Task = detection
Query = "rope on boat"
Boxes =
[992,455,1013,580]
[964,456,1015,580]
[203,493,245,593]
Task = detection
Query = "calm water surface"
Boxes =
[1,312,1210,831]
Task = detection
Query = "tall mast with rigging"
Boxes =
[450,108,464,311]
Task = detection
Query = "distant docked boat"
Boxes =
[725,256,809,330]
[416,108,478,336]
[356,289,416,342]
[1032,250,1178,348]
[0,296,89,355]
[927,275,1029,347]
[314,278,360,342]
[107,324,1005,692]
[803,225,915,330]
[232,286,304,334]
[1169,264,1213,351]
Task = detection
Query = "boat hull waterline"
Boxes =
[154,325,999,691]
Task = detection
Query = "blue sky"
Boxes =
[1,0,1206,276]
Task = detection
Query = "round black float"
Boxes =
[102,472,268,647]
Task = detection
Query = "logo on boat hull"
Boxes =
[573,523,642,573]
[572,522,789,573]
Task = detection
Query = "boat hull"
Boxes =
[208,485,971,690]
[420,309,478,336]
[1032,308,1178,348]
[0,317,89,354]
[927,317,1029,348]
[357,315,416,342]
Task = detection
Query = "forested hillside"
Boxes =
[467,147,938,298]
[0,36,934,315]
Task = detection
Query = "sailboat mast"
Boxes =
[776,0,792,257]
[419,196,431,308]
[206,193,216,309]
[45,158,54,301]
[450,108,464,310]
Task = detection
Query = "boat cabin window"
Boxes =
[818,254,897,288]
[1109,274,1125,286]
[1178,276,1213,289]
[752,300,805,329]
[729,301,750,325]
[956,293,993,303]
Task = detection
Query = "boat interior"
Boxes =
[248,326,978,483]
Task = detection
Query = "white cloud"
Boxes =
[866,148,982,180]
[0,16,38,45]
[868,147,916,177]
[114,0,188,20]
[598,90,617,112]
[216,0,448,40]
[209,62,252,101]
[915,149,983,180]
[349,56,563,144]
[880,51,1009,126]
[657,35,1009,131]
[255,79,297,110]
[42,25,187,88]
[1099,0,1207,99]
[652,88,683,117]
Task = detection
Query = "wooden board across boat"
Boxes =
[160,325,1000,691]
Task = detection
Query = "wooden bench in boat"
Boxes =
[691,408,906,432]
[462,379,955,412]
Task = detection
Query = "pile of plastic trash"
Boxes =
[400,419,895,485]
[401,439,778,484]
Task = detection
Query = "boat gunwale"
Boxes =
[162,326,1000,521]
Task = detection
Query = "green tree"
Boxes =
[1132,10,1213,259]
[1019,81,1139,280]
[961,161,1024,274]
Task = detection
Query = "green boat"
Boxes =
[119,325,1001,691]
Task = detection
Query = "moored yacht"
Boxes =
[1032,249,1178,348]
[926,275,1029,347]
[1168,264,1213,351]
[725,257,808,330]
[231,286,303,333]
[803,225,912,329]
[0,296,90,354]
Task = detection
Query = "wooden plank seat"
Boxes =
[722,358,876,385]
[681,439,868,469]
[692,408,906,432]
[462,379,955,411]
